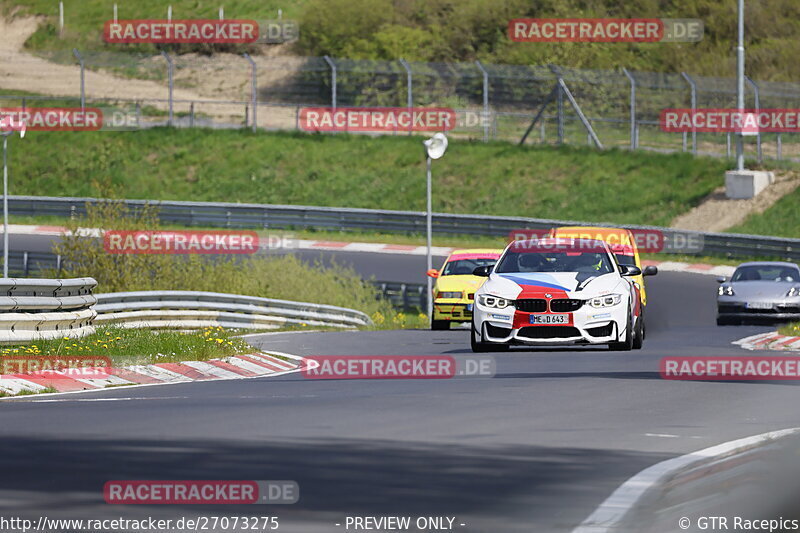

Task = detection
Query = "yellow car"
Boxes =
[427,248,503,330]
[549,226,658,306]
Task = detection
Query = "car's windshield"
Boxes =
[441,257,497,276]
[731,265,800,282]
[495,248,614,274]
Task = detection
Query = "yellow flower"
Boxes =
[102,344,108,349]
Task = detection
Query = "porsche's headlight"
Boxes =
[719,285,735,296]
[786,286,800,297]
[436,291,462,299]
[588,294,623,308]
[477,294,512,309]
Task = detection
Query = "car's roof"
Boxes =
[450,248,503,255]
[736,261,800,269]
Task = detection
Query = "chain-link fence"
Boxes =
[1,49,799,161]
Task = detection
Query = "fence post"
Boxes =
[777,133,782,160]
[323,56,337,109]
[622,67,636,149]
[219,6,224,19]
[243,53,258,132]
[167,5,172,21]
[681,72,697,154]
[72,48,85,110]
[59,1,64,37]
[113,4,118,22]
[727,132,731,157]
[745,76,762,163]
[475,60,490,142]
[161,51,174,126]
[548,66,564,144]
[399,58,413,136]
[189,102,194,127]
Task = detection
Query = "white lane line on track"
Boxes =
[573,427,800,533]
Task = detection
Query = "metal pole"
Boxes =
[557,84,564,144]
[426,156,433,320]
[745,76,761,163]
[622,68,636,149]
[476,61,490,142]
[736,0,745,170]
[399,59,413,135]
[113,4,118,23]
[161,51,174,126]
[59,1,64,37]
[323,56,337,109]
[72,49,85,110]
[3,136,8,278]
[219,6,224,19]
[681,72,697,154]
[243,53,257,132]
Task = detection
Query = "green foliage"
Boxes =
[49,197,417,327]
[729,185,800,238]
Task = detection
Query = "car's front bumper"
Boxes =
[473,300,627,345]
[717,300,800,321]
[433,300,474,322]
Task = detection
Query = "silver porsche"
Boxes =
[716,261,800,325]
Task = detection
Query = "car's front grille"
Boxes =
[518,326,581,339]
[515,299,547,312]
[550,299,583,312]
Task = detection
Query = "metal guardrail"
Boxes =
[93,290,373,330]
[9,195,800,262]
[375,282,428,311]
[0,277,97,343]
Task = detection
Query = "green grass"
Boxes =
[728,186,800,239]
[778,322,800,336]
[11,128,733,228]
[0,325,254,367]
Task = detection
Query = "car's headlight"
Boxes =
[719,285,735,296]
[436,291,462,299]
[786,286,800,297]
[477,294,512,309]
[588,294,623,308]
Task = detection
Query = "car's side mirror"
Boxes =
[426,269,440,278]
[643,265,658,277]
[716,276,727,283]
[621,265,642,277]
[473,265,493,277]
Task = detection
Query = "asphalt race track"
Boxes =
[2,269,797,532]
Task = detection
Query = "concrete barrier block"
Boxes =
[725,170,775,199]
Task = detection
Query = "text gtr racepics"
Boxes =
[470,238,644,352]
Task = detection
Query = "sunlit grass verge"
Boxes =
[778,322,800,337]
[0,325,254,367]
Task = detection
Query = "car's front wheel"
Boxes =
[609,305,633,351]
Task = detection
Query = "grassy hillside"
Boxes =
[11,128,731,227]
[4,0,800,81]
[729,187,800,238]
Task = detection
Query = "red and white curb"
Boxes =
[734,331,800,352]
[0,351,308,397]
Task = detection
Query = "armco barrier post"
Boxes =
[72,49,85,110]
[243,53,258,133]
[681,72,697,154]
[161,51,174,126]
